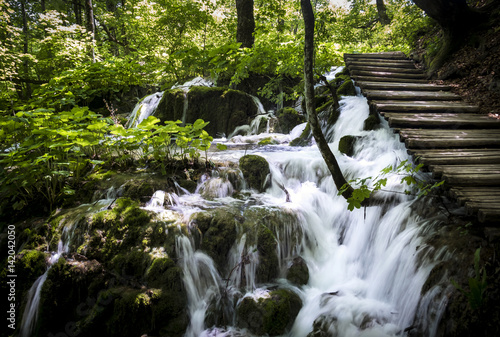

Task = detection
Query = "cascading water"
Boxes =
[18,195,117,337]
[135,87,451,336]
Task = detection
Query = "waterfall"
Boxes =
[168,91,450,336]
[126,91,164,128]
[24,81,453,337]
[18,196,116,337]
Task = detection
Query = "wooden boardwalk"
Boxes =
[344,51,500,224]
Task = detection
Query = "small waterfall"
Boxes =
[18,196,116,337]
[126,91,164,128]
[176,236,223,337]
[18,242,65,337]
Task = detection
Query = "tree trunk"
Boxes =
[20,0,31,99]
[301,0,353,199]
[412,0,484,73]
[73,0,82,25]
[84,0,95,62]
[236,0,255,48]
[376,0,390,25]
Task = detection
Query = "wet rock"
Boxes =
[290,122,313,147]
[363,114,381,131]
[287,256,309,286]
[275,108,306,134]
[336,79,356,97]
[307,315,336,337]
[236,288,302,336]
[256,225,279,283]
[191,209,239,271]
[338,135,361,157]
[239,155,271,192]
[156,86,258,137]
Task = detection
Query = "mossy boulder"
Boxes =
[156,86,258,137]
[336,78,356,97]
[363,114,381,131]
[239,155,271,192]
[191,209,240,271]
[338,135,361,157]
[290,122,312,147]
[37,257,107,337]
[275,108,306,134]
[13,249,48,296]
[287,256,309,286]
[236,288,302,336]
[256,225,279,283]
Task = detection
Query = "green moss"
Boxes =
[338,135,360,157]
[145,257,183,290]
[155,86,258,137]
[287,256,309,286]
[239,154,271,192]
[236,288,302,336]
[363,114,380,131]
[200,209,238,270]
[336,79,356,97]
[258,137,278,146]
[155,89,186,122]
[256,225,279,283]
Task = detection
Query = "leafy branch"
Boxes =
[338,159,445,211]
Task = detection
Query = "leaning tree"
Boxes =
[412,0,499,73]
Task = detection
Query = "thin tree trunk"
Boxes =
[20,0,31,99]
[301,0,353,199]
[85,0,95,62]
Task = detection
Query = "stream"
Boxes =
[19,79,452,337]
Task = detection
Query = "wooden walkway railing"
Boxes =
[344,51,500,224]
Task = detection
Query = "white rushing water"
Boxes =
[139,89,450,336]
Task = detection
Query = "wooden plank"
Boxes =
[355,81,451,91]
[352,76,428,83]
[367,91,461,101]
[348,66,422,74]
[346,61,417,69]
[450,186,500,195]
[405,138,500,149]
[415,155,500,166]
[351,70,426,79]
[430,164,500,179]
[478,209,500,223]
[443,173,500,186]
[466,202,500,216]
[399,129,500,137]
[344,51,407,59]
[385,113,500,128]
[373,101,479,113]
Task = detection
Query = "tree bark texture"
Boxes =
[20,0,31,99]
[236,0,255,48]
[84,0,95,62]
[376,0,391,25]
[301,0,353,199]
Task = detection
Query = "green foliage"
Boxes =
[451,248,488,310]
[339,159,445,211]
[0,104,212,217]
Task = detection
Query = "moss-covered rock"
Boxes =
[256,225,279,283]
[239,155,271,192]
[191,209,239,271]
[287,256,309,286]
[336,78,356,97]
[236,288,302,336]
[363,114,381,131]
[274,108,306,134]
[156,86,258,137]
[14,249,48,296]
[338,135,361,157]
[290,122,313,147]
